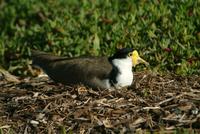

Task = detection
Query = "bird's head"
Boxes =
[110,48,149,67]
[132,50,149,67]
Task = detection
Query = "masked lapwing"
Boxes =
[31,48,149,89]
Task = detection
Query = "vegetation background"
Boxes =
[0,0,199,76]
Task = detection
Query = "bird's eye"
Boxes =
[128,53,132,57]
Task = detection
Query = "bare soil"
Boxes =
[0,71,200,133]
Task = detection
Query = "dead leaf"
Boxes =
[103,118,113,128]
[0,67,20,83]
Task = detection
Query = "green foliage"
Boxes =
[0,0,199,75]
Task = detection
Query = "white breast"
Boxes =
[112,58,133,89]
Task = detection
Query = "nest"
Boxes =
[0,71,200,133]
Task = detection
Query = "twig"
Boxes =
[156,94,184,106]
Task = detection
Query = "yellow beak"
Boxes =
[132,50,149,67]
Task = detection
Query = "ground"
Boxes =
[0,71,200,133]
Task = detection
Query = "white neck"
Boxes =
[111,57,133,88]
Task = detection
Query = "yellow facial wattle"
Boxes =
[131,50,149,67]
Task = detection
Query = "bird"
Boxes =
[31,48,149,89]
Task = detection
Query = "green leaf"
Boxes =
[93,33,100,56]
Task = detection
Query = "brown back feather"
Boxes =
[31,50,113,87]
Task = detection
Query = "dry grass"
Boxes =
[0,71,200,133]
